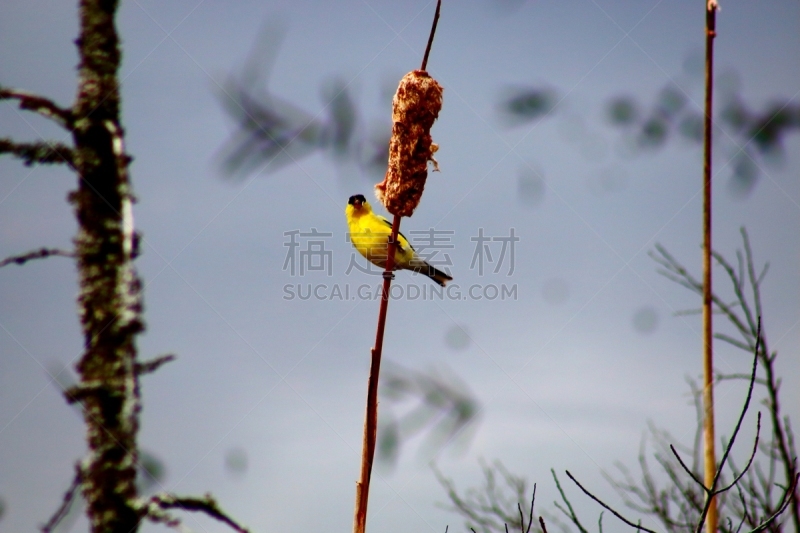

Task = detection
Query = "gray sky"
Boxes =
[1,1,798,532]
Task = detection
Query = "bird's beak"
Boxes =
[353,199,362,209]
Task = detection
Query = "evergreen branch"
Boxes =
[144,493,250,533]
[0,138,74,166]
[0,87,73,128]
[0,247,74,268]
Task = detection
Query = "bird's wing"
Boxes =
[378,215,413,253]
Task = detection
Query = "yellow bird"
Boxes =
[345,194,453,286]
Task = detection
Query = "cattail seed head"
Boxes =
[375,70,443,217]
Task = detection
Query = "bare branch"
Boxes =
[517,485,536,533]
[714,373,767,387]
[135,354,176,376]
[0,87,73,128]
[714,334,754,353]
[552,469,589,533]
[670,444,707,490]
[716,413,762,495]
[740,229,764,327]
[565,470,658,533]
[539,516,549,533]
[696,320,762,533]
[145,493,250,533]
[0,248,74,268]
[748,474,800,533]
[0,138,74,166]
[527,485,536,533]
[40,464,83,533]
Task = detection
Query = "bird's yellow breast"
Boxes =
[346,205,414,269]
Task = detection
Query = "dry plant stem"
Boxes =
[354,3,442,531]
[421,0,442,71]
[353,214,401,533]
[702,3,718,532]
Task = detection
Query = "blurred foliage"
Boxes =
[216,26,391,182]
[220,33,797,200]
[445,324,472,350]
[608,96,640,127]
[435,460,590,533]
[499,87,559,126]
[499,54,799,198]
[378,362,480,468]
[137,450,166,493]
[631,306,659,335]
[224,447,249,476]
[603,84,800,197]
[517,165,546,208]
[434,459,532,533]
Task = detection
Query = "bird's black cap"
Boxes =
[348,194,367,206]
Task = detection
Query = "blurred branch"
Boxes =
[215,26,359,178]
[134,354,176,376]
[41,464,83,533]
[143,493,250,533]
[434,460,529,533]
[0,138,74,166]
[551,469,589,533]
[0,87,73,129]
[0,248,74,268]
[379,363,480,466]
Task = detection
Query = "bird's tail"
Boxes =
[409,260,453,287]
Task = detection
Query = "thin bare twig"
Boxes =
[670,444,707,490]
[41,464,83,533]
[748,473,800,533]
[135,354,176,376]
[716,413,762,495]
[565,470,658,533]
[552,469,589,533]
[0,248,74,268]
[539,516,549,533]
[696,319,762,533]
[526,485,536,533]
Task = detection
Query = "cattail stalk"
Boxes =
[352,2,442,533]
[702,2,718,532]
